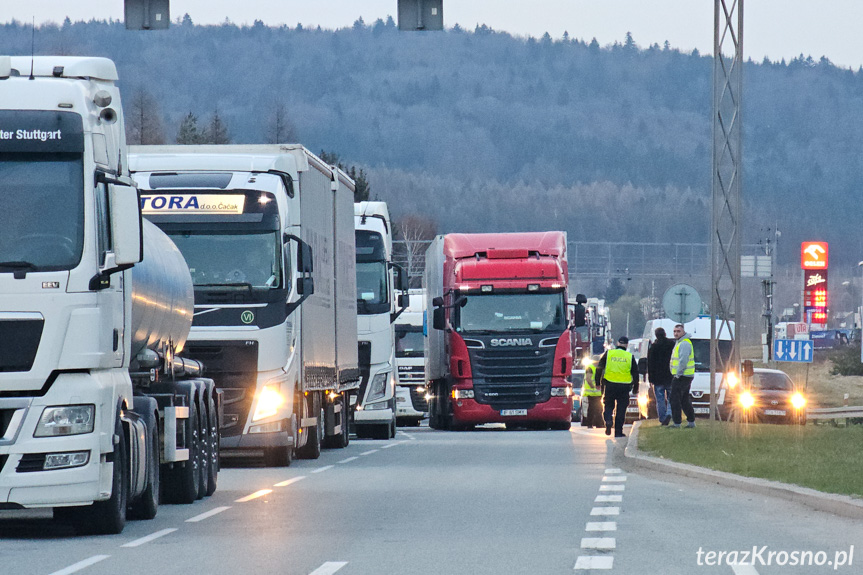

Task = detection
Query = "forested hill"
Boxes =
[2,17,862,264]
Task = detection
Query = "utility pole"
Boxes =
[710,0,743,421]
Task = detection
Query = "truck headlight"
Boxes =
[451,388,474,399]
[550,386,572,397]
[365,372,389,403]
[253,384,285,422]
[44,451,90,470]
[364,401,390,411]
[34,405,95,437]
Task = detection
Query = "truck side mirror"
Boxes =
[432,307,445,330]
[109,182,143,266]
[398,293,410,307]
[392,264,409,292]
[742,359,754,377]
[298,277,314,296]
[574,304,586,328]
[637,357,648,376]
[432,296,444,308]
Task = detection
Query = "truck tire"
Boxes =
[195,389,208,500]
[296,393,322,459]
[322,393,349,449]
[205,391,219,495]
[165,400,200,504]
[129,411,160,520]
[89,418,129,534]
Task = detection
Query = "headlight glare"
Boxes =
[791,392,807,410]
[253,384,285,422]
[34,405,95,437]
[739,391,755,409]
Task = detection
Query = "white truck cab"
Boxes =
[394,289,427,426]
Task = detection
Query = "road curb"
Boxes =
[621,420,863,521]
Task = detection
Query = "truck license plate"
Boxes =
[764,409,786,416]
[694,407,710,414]
[626,407,639,413]
[500,409,527,416]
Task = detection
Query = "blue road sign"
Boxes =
[773,339,813,363]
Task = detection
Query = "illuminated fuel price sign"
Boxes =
[803,269,828,324]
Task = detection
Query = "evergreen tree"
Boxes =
[176,112,202,145]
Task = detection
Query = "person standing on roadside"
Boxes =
[647,327,675,426]
[581,361,604,428]
[595,336,639,438]
[670,324,697,428]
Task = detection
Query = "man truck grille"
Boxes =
[183,341,258,437]
[409,386,429,412]
[468,347,555,410]
[0,319,44,372]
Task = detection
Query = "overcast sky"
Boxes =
[5,1,863,69]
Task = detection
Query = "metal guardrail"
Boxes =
[807,406,863,420]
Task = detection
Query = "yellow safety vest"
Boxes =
[671,338,696,376]
[603,348,633,384]
[582,365,601,396]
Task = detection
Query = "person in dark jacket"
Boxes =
[595,336,639,438]
[647,327,675,425]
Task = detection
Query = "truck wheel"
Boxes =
[297,394,322,459]
[205,392,219,495]
[389,414,397,438]
[129,413,160,520]
[165,400,200,504]
[89,419,129,534]
[195,391,208,501]
[323,393,349,449]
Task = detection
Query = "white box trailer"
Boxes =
[130,144,358,463]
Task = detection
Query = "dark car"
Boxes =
[732,368,807,425]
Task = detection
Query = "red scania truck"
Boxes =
[424,232,573,430]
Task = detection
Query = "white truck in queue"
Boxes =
[130,145,359,464]
[394,289,428,426]
[0,56,219,535]
[353,202,408,439]
[639,316,735,418]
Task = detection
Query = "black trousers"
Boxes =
[586,395,604,427]
[602,382,632,434]
[670,376,696,424]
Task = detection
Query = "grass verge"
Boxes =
[637,420,863,497]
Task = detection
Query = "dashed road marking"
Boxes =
[590,507,620,516]
[599,484,625,492]
[581,537,616,550]
[595,495,622,503]
[586,522,617,532]
[235,489,272,502]
[48,556,111,575]
[360,449,378,456]
[309,561,348,575]
[275,476,306,487]
[338,456,359,463]
[312,465,334,474]
[574,556,614,570]
[121,528,178,548]
[604,468,623,474]
[380,443,398,449]
[601,475,627,482]
[186,506,231,523]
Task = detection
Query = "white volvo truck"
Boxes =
[353,202,407,438]
[0,56,219,535]
[130,145,358,464]
[394,289,428,426]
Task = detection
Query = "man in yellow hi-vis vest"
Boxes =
[595,336,639,437]
[670,324,696,428]
[581,362,604,428]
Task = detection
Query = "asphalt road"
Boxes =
[2,425,861,575]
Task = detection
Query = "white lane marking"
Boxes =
[731,565,761,575]
[338,456,359,463]
[586,522,617,532]
[235,489,272,502]
[360,449,378,456]
[398,432,416,440]
[121,528,178,548]
[599,484,625,492]
[581,537,616,550]
[601,475,627,482]
[309,561,348,575]
[595,495,622,503]
[574,556,614,570]
[275,476,307,487]
[312,465,334,474]
[590,507,620,516]
[380,443,398,449]
[48,556,111,575]
[604,468,623,474]
[186,506,231,523]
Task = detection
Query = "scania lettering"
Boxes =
[131,144,358,464]
[394,289,427,426]
[353,202,408,439]
[0,56,220,535]
[425,232,573,430]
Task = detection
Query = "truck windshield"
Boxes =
[356,261,389,309]
[455,292,566,333]
[0,153,84,271]
[691,339,733,372]
[395,327,424,358]
[167,231,283,289]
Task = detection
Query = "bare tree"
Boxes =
[126,88,166,145]
[395,213,437,287]
[266,102,297,144]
